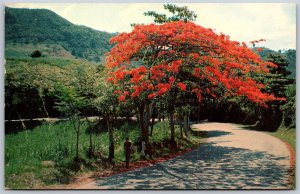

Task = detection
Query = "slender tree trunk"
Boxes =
[126,115,130,123]
[150,109,155,136]
[38,92,49,118]
[138,103,149,144]
[136,109,140,121]
[73,119,81,161]
[197,106,200,122]
[147,103,155,136]
[76,128,80,160]
[85,115,93,156]
[158,113,161,122]
[107,115,114,161]
[17,111,26,129]
[169,110,175,142]
[180,117,183,139]
[280,110,286,128]
[183,113,189,137]
[145,103,150,132]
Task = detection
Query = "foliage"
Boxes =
[54,85,85,117]
[31,50,42,58]
[264,54,292,98]
[106,21,282,107]
[144,4,197,24]
[5,43,76,59]
[284,49,296,77]
[5,56,102,120]
[281,84,296,128]
[4,3,296,189]
[255,47,296,78]
[5,7,114,62]
[251,53,293,131]
[5,119,193,189]
[5,58,65,119]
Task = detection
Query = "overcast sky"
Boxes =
[5,3,296,51]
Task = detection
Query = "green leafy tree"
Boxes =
[281,84,295,128]
[62,63,103,157]
[255,54,293,131]
[55,84,85,162]
[93,76,119,163]
[144,4,197,23]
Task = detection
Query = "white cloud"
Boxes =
[5,3,296,50]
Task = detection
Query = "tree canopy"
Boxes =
[106,21,284,107]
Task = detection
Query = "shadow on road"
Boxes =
[96,143,291,189]
[190,130,231,138]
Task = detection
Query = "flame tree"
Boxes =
[105,21,283,144]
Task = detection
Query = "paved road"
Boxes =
[75,122,292,190]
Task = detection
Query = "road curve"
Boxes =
[74,122,292,190]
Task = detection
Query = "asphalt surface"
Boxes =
[74,122,292,190]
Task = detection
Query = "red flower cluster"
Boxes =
[105,21,282,106]
[177,82,186,91]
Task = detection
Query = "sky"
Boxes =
[5,3,296,51]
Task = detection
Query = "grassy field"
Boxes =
[5,119,199,189]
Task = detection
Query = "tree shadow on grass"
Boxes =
[95,143,291,190]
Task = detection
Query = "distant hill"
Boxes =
[5,43,75,59]
[254,47,296,78]
[5,7,114,62]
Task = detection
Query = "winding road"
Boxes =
[73,122,292,190]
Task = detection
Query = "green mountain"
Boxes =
[5,7,114,62]
[254,47,296,78]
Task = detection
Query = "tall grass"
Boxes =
[5,119,187,188]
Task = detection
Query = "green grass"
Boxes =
[269,127,296,189]
[270,128,296,152]
[5,120,199,189]
[5,43,75,59]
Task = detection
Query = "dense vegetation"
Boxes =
[6,120,199,189]
[4,4,296,189]
[5,7,114,62]
[255,47,296,78]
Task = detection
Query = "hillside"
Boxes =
[254,47,296,78]
[5,7,114,62]
[5,43,75,59]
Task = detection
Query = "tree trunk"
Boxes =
[138,103,149,144]
[76,129,80,160]
[197,106,200,122]
[183,113,189,137]
[158,113,161,122]
[150,109,155,136]
[180,119,183,139]
[85,116,93,156]
[107,115,114,161]
[73,119,81,161]
[38,92,49,118]
[147,103,155,136]
[169,110,175,142]
[280,110,286,128]
[17,111,26,130]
